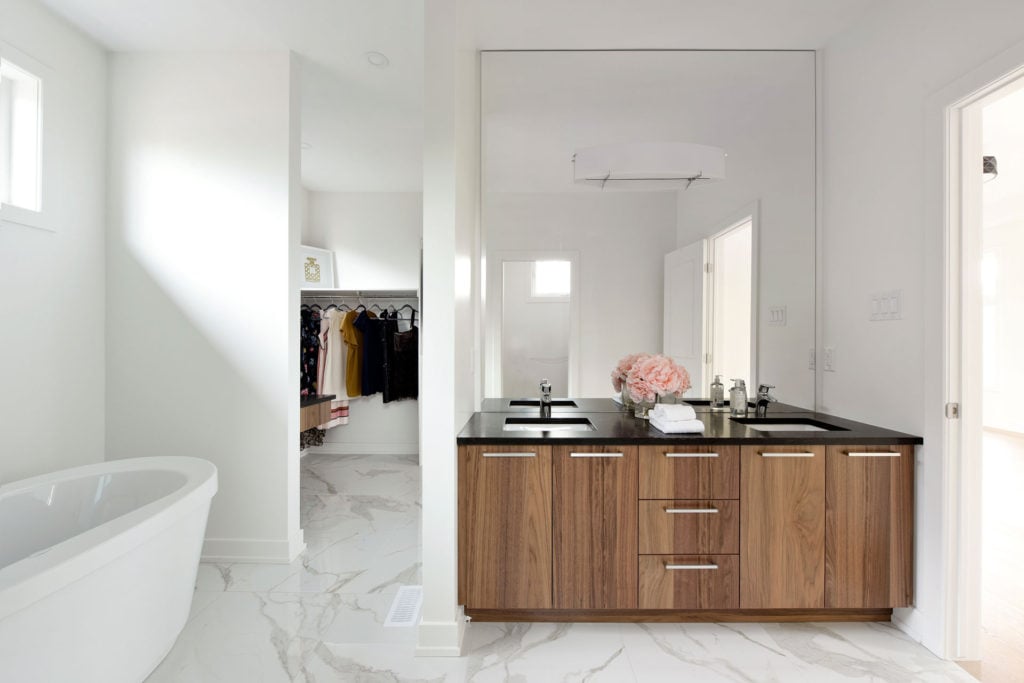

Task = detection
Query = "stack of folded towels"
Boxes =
[649,403,705,434]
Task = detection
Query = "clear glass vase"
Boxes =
[634,396,658,419]
[620,389,635,410]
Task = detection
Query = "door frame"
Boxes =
[930,44,1024,661]
[484,250,581,398]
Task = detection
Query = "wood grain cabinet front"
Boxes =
[552,445,638,609]
[825,445,914,608]
[740,445,826,609]
[458,445,553,609]
[639,500,739,555]
[639,555,739,609]
[639,445,739,499]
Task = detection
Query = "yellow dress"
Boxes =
[341,310,363,397]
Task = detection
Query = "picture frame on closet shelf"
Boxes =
[298,245,335,290]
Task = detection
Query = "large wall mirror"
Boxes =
[481,50,816,408]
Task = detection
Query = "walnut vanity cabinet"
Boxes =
[825,444,914,608]
[740,445,826,609]
[457,445,553,609]
[552,445,638,609]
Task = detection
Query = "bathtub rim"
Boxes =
[0,456,217,621]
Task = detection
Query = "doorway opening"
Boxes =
[706,217,754,392]
[948,64,1024,681]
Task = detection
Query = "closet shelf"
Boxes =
[300,289,419,300]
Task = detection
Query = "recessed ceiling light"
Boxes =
[365,51,390,68]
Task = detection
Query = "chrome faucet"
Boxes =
[540,379,552,418]
[755,384,777,418]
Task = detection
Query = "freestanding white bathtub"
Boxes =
[0,457,217,682]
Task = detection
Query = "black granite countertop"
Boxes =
[300,394,336,408]
[458,400,922,446]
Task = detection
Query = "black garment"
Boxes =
[300,308,321,396]
[381,312,400,403]
[386,311,418,402]
[354,310,386,396]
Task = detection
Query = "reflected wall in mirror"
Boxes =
[482,50,816,407]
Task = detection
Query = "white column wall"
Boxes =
[106,52,303,562]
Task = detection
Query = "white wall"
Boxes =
[304,192,421,290]
[106,52,302,563]
[302,190,420,455]
[0,0,106,482]
[486,192,676,397]
[820,0,1024,656]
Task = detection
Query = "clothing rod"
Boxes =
[300,289,418,299]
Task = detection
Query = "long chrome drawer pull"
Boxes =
[482,452,536,458]
[665,508,719,514]
[665,452,718,458]
[847,451,901,457]
[760,452,815,458]
[570,452,624,458]
[665,563,719,570]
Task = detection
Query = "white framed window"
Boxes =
[1,43,48,231]
[530,260,571,301]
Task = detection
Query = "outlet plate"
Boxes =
[823,346,835,372]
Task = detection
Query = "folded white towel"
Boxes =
[650,403,697,421]
[650,417,705,434]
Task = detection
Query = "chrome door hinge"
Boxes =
[704,262,713,273]
[945,402,960,419]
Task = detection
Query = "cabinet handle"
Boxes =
[665,563,719,570]
[482,452,536,458]
[569,452,623,458]
[760,452,815,458]
[847,451,901,457]
[665,452,718,458]
[665,507,718,514]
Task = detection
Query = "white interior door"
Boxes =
[664,241,705,397]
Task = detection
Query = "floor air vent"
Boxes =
[384,585,423,627]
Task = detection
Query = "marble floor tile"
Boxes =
[149,453,974,683]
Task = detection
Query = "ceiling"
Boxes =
[38,0,879,193]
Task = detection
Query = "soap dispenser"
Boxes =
[729,379,748,416]
[710,375,725,410]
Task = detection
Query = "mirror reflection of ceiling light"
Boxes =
[365,51,391,68]
[572,142,726,190]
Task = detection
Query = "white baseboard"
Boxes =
[304,442,419,457]
[201,534,302,564]
[415,608,466,657]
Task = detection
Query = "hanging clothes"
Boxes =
[300,308,322,396]
[354,309,386,396]
[341,309,364,398]
[385,310,418,402]
[320,308,349,427]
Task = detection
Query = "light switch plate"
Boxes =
[823,346,835,372]
[808,348,816,370]
[870,290,902,321]
[768,305,787,326]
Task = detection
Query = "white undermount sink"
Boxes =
[502,417,596,432]
[742,423,830,432]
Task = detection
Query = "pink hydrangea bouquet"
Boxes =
[610,352,651,393]
[622,353,691,403]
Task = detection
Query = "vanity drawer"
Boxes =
[639,500,739,554]
[639,446,739,499]
[638,555,739,609]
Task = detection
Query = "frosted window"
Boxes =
[0,59,42,213]
[531,260,571,298]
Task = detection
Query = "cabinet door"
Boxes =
[825,445,914,608]
[740,445,826,608]
[458,445,552,609]
[553,445,638,609]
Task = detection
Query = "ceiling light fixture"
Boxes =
[572,142,726,190]
[365,51,390,68]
